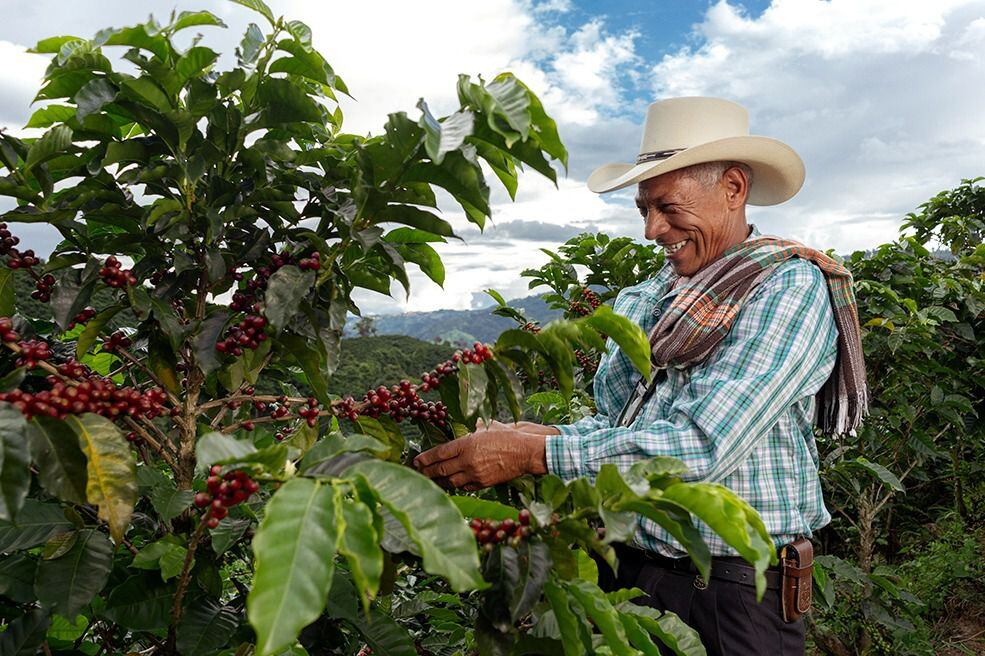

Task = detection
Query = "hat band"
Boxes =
[635,148,686,165]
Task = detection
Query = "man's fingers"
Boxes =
[420,459,463,480]
[447,472,472,489]
[414,440,463,469]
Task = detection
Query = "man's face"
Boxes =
[635,169,733,277]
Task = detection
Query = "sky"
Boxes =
[0,0,983,315]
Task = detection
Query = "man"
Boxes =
[414,97,868,655]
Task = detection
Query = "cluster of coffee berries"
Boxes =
[298,397,321,427]
[520,322,541,334]
[297,252,321,270]
[67,307,97,330]
[32,274,56,302]
[15,340,53,368]
[195,466,260,528]
[103,331,132,352]
[575,349,599,374]
[216,314,268,356]
[567,288,602,317]
[470,509,533,551]
[417,342,494,393]
[6,248,39,270]
[99,256,137,288]
[332,396,360,421]
[358,380,449,427]
[0,224,20,256]
[454,342,494,366]
[0,374,168,422]
[0,318,19,343]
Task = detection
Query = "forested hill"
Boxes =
[364,294,562,344]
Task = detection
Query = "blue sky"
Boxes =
[0,1,983,315]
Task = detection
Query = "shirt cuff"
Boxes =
[545,434,584,480]
[552,423,581,436]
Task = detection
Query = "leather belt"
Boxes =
[624,546,782,590]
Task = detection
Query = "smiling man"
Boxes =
[415,97,869,655]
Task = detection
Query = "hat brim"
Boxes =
[586,135,805,206]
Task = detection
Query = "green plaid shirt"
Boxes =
[547,230,837,557]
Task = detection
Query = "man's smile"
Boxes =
[662,238,689,255]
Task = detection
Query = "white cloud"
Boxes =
[0,41,49,128]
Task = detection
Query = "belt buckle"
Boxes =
[693,575,708,590]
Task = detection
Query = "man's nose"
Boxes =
[644,210,671,241]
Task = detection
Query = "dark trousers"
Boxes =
[598,546,805,656]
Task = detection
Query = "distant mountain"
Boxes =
[355,294,562,345]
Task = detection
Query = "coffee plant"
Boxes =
[0,3,777,656]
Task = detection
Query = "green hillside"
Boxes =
[328,335,456,398]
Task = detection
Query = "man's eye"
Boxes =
[637,206,646,218]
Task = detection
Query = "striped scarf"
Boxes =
[650,236,869,435]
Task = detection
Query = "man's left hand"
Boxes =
[413,428,548,490]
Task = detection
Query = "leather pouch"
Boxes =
[780,538,813,623]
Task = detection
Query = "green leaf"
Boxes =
[582,305,651,381]
[851,458,905,492]
[566,580,635,656]
[67,413,137,544]
[24,125,73,173]
[27,416,88,505]
[458,362,489,420]
[281,334,330,405]
[375,204,455,237]
[513,541,552,622]
[0,403,30,521]
[177,598,240,656]
[76,305,122,359]
[149,484,195,523]
[327,571,418,656]
[544,580,588,656]
[0,500,73,552]
[176,46,219,81]
[300,432,389,472]
[132,537,189,580]
[24,104,76,129]
[30,35,83,54]
[618,613,661,656]
[346,460,484,592]
[620,605,706,656]
[238,23,264,65]
[102,574,175,630]
[258,78,323,124]
[264,265,315,331]
[338,497,383,606]
[119,77,172,112]
[418,100,474,164]
[196,432,256,470]
[210,517,251,556]
[232,0,276,25]
[248,478,340,656]
[659,482,774,598]
[0,608,50,656]
[450,496,519,521]
[194,310,230,375]
[0,270,13,317]
[0,553,38,603]
[34,529,113,617]
[75,78,117,120]
[169,10,227,33]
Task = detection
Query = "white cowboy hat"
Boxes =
[587,97,805,205]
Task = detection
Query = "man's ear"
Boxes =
[722,166,750,209]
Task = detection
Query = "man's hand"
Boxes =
[413,427,549,490]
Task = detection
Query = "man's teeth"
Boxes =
[664,240,688,254]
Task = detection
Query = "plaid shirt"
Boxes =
[546,229,837,557]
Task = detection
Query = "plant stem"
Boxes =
[169,510,211,634]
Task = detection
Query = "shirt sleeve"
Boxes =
[545,260,839,483]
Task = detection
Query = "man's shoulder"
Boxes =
[752,255,827,298]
